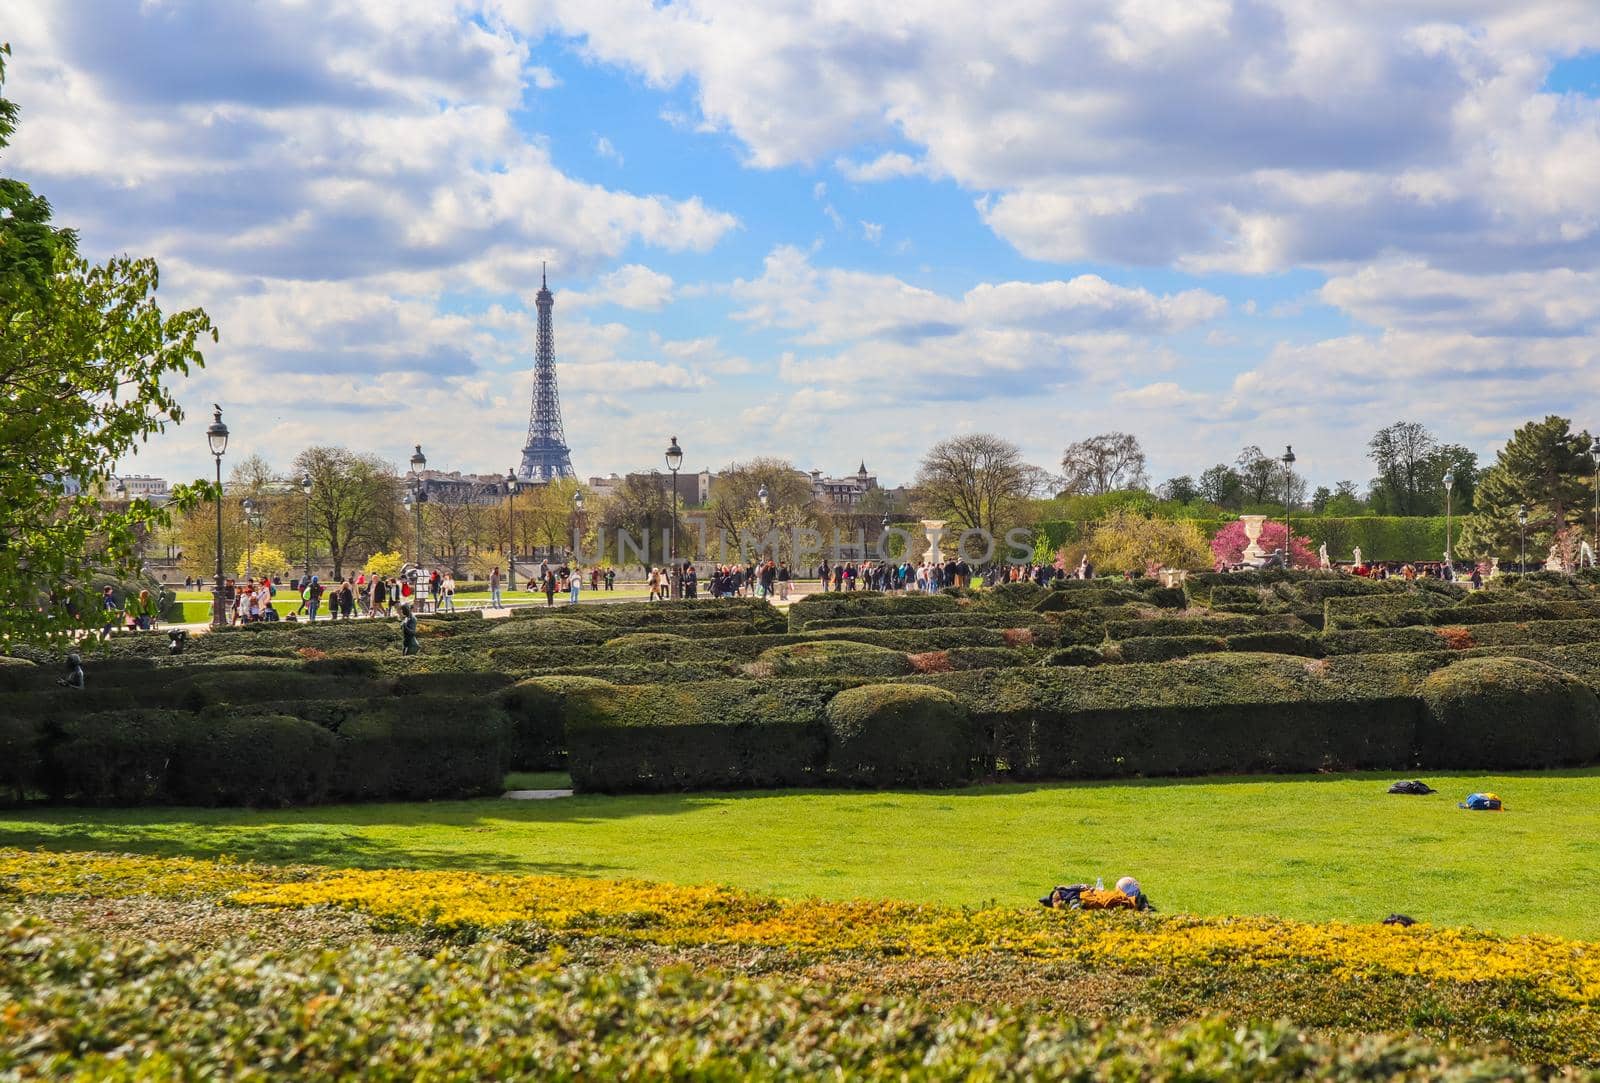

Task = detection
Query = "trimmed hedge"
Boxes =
[1112,636,1227,663]
[1323,594,1450,630]
[1417,658,1600,768]
[824,685,974,786]
[330,698,508,801]
[786,591,960,631]
[567,679,839,793]
[915,653,1434,780]
[499,676,613,770]
[754,642,914,679]
[1106,616,1306,639]
[168,711,338,806]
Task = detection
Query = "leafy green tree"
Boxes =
[1157,475,1199,504]
[0,46,216,643]
[707,457,823,560]
[1197,464,1244,509]
[1460,416,1592,558]
[293,447,398,578]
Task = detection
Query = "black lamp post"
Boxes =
[1518,504,1529,572]
[242,498,256,580]
[504,470,519,592]
[572,489,585,565]
[408,445,426,567]
[1443,468,1455,570]
[1590,438,1600,560]
[1280,445,1296,566]
[206,406,229,628]
[300,472,313,583]
[665,436,683,595]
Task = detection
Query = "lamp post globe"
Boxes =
[407,445,426,568]
[758,484,769,509]
[205,406,229,628]
[1280,446,1296,567]
[572,489,585,565]
[242,498,255,579]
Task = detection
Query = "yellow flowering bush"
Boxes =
[6,847,1598,1009]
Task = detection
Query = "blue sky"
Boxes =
[7,2,1600,491]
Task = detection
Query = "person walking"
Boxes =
[441,573,456,612]
[568,567,581,606]
[306,576,324,622]
[489,565,503,607]
[543,567,557,607]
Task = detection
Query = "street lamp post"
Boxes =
[205,406,229,628]
[243,498,256,580]
[300,472,313,584]
[504,470,519,592]
[572,490,585,566]
[1443,468,1455,573]
[408,445,427,568]
[1280,446,1296,567]
[1590,438,1600,562]
[665,436,683,597]
[1519,504,1529,573]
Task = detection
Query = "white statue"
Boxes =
[1352,546,1363,567]
[1318,542,1330,570]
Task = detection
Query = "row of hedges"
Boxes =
[557,652,1600,792]
[2,697,508,806]
[564,679,973,791]
[1037,517,1450,563]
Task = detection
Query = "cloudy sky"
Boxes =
[7,1,1600,489]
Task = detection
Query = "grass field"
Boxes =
[4,769,1595,938]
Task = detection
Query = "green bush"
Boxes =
[917,653,1431,780]
[1106,616,1304,639]
[331,698,509,801]
[786,591,958,631]
[566,679,836,792]
[498,676,617,770]
[1223,632,1324,657]
[486,617,608,644]
[1039,645,1107,667]
[1113,636,1227,663]
[1417,658,1600,769]
[0,655,42,693]
[43,709,186,804]
[824,685,975,786]
[1323,594,1450,630]
[599,632,702,661]
[0,715,41,801]
[754,641,914,678]
[169,711,337,807]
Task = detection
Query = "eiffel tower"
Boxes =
[517,264,575,481]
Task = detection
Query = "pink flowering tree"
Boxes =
[1210,519,1316,567]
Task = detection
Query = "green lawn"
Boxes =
[4,770,1596,938]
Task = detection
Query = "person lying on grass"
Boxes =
[1040,877,1156,912]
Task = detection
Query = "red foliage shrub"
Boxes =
[908,651,952,673]
[1002,628,1036,647]
[1435,626,1476,650]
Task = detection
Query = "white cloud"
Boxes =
[565,264,676,310]
[860,220,883,244]
[836,151,930,182]
[594,134,624,164]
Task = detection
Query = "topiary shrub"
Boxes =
[487,617,612,645]
[498,675,617,770]
[1223,632,1324,658]
[0,655,42,694]
[1116,635,1228,663]
[1417,658,1600,768]
[754,641,915,679]
[565,679,836,792]
[1039,645,1106,667]
[0,715,41,802]
[331,698,509,801]
[43,709,186,804]
[824,685,975,787]
[600,633,703,662]
[169,711,337,807]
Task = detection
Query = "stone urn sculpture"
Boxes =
[920,520,948,564]
[1239,515,1268,566]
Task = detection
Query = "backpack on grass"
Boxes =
[1388,780,1436,795]
[1459,792,1503,811]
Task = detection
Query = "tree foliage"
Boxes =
[294,447,398,578]
[1460,415,1593,558]
[1059,432,1148,496]
[1084,510,1212,573]
[914,434,1046,537]
[1209,520,1316,568]
[1366,421,1477,516]
[0,46,216,643]
[707,458,820,560]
